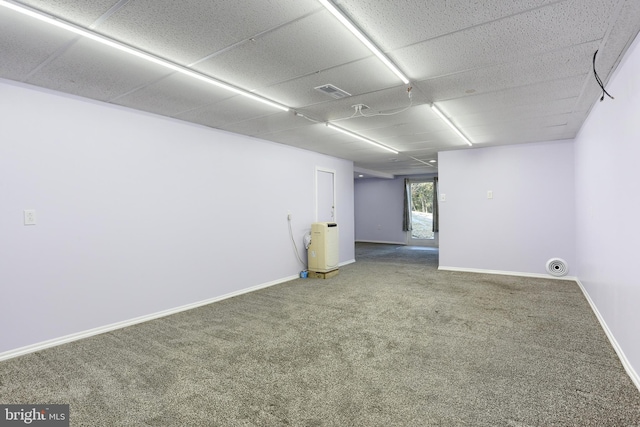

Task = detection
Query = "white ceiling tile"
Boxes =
[174,95,281,129]
[25,37,173,101]
[400,151,440,163]
[605,1,640,60]
[260,125,330,148]
[379,130,457,149]
[394,0,619,81]
[416,41,601,103]
[258,56,399,108]
[334,0,558,50]
[0,8,79,80]
[317,146,379,161]
[192,9,372,90]
[112,72,234,117]
[18,0,121,27]
[263,121,399,158]
[437,76,586,118]
[260,123,378,159]
[466,113,573,138]
[95,0,322,65]
[358,120,448,140]
[222,112,309,137]
[570,2,640,115]
[468,126,576,146]
[453,98,578,127]
[329,103,438,132]
[465,127,568,145]
[298,85,419,122]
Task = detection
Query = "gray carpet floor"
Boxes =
[1,243,639,426]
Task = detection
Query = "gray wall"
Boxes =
[354,177,405,244]
[354,174,437,244]
[0,79,355,355]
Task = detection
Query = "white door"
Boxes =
[316,168,336,223]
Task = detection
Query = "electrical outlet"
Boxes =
[24,209,36,225]
[487,190,493,199]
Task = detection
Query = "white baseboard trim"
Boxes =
[438,266,578,281]
[340,259,356,267]
[0,274,299,362]
[356,240,406,245]
[574,279,640,392]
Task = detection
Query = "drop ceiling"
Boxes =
[1,0,639,177]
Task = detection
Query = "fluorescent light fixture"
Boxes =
[0,0,289,112]
[431,104,473,146]
[318,0,409,85]
[326,123,399,154]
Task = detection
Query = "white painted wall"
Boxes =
[438,140,575,276]
[0,79,354,355]
[574,32,640,380]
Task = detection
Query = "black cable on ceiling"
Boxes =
[593,50,614,102]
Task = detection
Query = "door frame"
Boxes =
[406,178,439,247]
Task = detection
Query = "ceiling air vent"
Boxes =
[314,84,351,99]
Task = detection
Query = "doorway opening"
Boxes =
[410,181,434,240]
[406,179,438,247]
